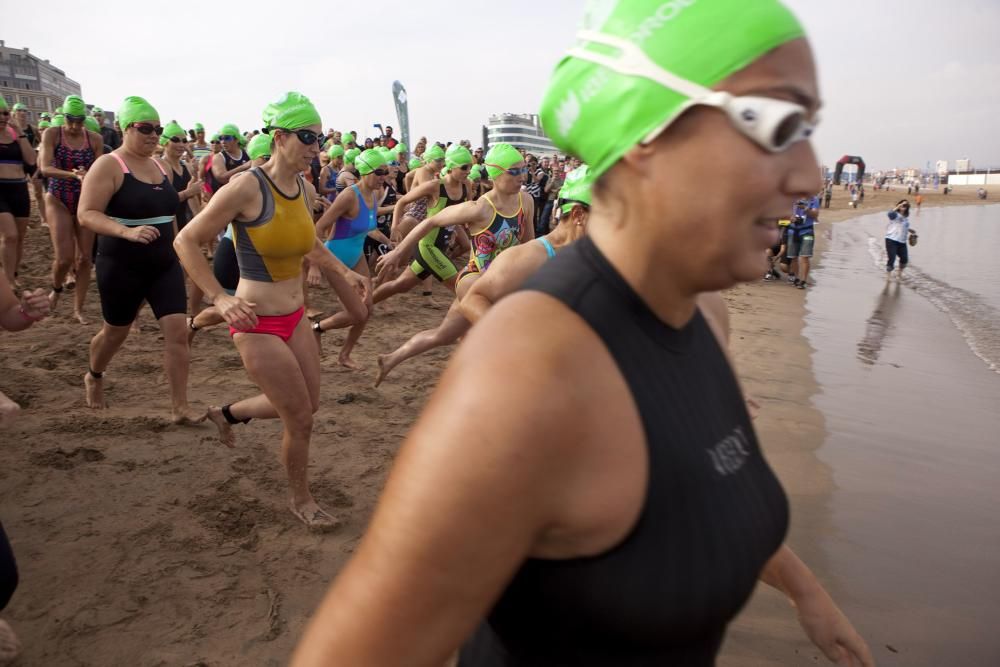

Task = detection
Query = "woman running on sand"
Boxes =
[175,92,367,531]
[372,142,533,386]
[77,97,202,424]
[0,98,37,288]
[292,2,872,664]
[309,149,389,369]
[39,95,103,323]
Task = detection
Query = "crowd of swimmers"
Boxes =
[0,1,879,664]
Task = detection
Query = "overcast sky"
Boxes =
[8,0,998,171]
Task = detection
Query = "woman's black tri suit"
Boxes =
[459,236,789,666]
[168,160,193,230]
[205,148,249,194]
[0,128,31,218]
[96,153,186,326]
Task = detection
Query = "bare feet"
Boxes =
[84,372,107,409]
[338,354,363,371]
[289,499,340,533]
[206,406,236,448]
[0,619,21,665]
[172,405,207,426]
[64,272,76,291]
[73,310,89,325]
[373,354,392,387]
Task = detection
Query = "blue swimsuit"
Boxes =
[325,184,377,268]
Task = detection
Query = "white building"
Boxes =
[486,113,557,157]
[955,158,972,173]
[935,160,949,175]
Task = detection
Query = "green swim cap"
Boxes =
[118,96,159,130]
[327,144,345,160]
[342,132,356,145]
[195,122,204,131]
[84,116,101,134]
[376,146,394,161]
[355,148,387,176]
[468,164,483,181]
[52,114,65,127]
[159,120,186,145]
[0,98,6,112]
[40,112,51,120]
[263,91,321,131]
[62,95,87,117]
[217,123,240,139]
[38,120,51,130]
[539,0,805,179]
[445,144,473,171]
[247,133,273,160]
[393,142,408,154]
[55,106,63,114]
[408,157,424,170]
[559,165,593,213]
[345,147,361,165]
[11,103,26,112]
[424,144,446,162]
[483,143,524,179]
[92,106,103,115]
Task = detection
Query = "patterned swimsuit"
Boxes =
[457,192,524,283]
[47,128,95,215]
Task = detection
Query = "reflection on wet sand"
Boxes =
[856,281,903,366]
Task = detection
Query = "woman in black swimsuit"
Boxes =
[292,3,872,666]
[78,97,203,425]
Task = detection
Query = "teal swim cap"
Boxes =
[247,133,273,160]
[355,148,387,176]
[559,165,593,213]
[62,95,87,117]
[408,157,424,170]
[423,144,446,162]
[263,91,321,131]
[445,144,473,171]
[217,123,240,139]
[327,144,345,160]
[342,132,356,145]
[84,116,101,134]
[539,0,805,179]
[345,147,361,165]
[483,143,524,179]
[118,96,159,130]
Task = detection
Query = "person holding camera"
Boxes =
[885,199,917,279]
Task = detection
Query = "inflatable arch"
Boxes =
[833,155,865,185]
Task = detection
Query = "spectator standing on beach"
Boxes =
[787,199,818,289]
[885,199,916,278]
[824,181,832,208]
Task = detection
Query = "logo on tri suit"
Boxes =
[707,426,752,477]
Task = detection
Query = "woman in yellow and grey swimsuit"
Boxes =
[373,143,533,386]
[175,92,368,532]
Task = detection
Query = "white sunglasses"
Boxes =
[567,31,818,152]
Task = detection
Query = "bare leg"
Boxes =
[372,268,422,305]
[225,319,335,531]
[32,177,47,226]
[86,322,132,408]
[159,313,205,424]
[13,217,28,280]
[0,212,17,285]
[46,196,74,312]
[72,224,95,324]
[186,277,205,318]
[375,299,471,387]
[0,618,20,664]
[336,258,372,369]
[0,389,21,428]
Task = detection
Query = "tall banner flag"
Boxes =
[392,81,410,150]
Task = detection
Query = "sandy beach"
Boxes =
[0,185,994,665]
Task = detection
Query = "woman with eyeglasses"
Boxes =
[310,149,390,369]
[292,2,872,665]
[367,145,474,315]
[76,97,202,425]
[39,95,103,323]
[0,98,38,288]
[207,124,250,194]
[175,92,368,531]
[372,143,532,386]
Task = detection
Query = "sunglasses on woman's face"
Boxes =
[131,122,164,136]
[168,136,185,143]
[458,164,471,172]
[275,128,319,145]
[211,140,220,145]
[218,134,236,142]
[505,166,529,176]
[372,168,389,176]
[66,114,86,123]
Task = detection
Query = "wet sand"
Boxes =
[1,185,993,665]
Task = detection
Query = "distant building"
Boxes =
[0,40,82,123]
[955,158,972,173]
[935,160,949,175]
[485,113,557,157]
